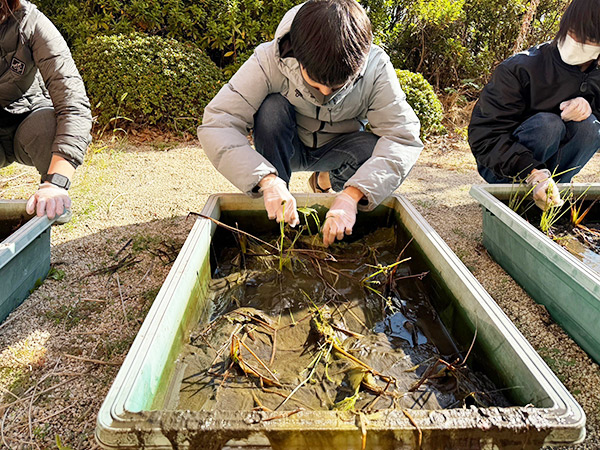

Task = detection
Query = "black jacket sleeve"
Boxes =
[468,63,542,179]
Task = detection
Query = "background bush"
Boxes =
[365,0,569,89]
[74,33,224,134]
[35,0,296,68]
[37,0,569,91]
[396,69,445,137]
[35,0,571,135]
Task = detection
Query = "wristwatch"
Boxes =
[43,173,71,190]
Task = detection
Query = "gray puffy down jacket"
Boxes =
[0,0,92,167]
[198,4,423,210]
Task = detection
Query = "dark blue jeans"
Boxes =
[253,94,377,191]
[479,112,600,183]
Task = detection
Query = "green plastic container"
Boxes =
[470,183,600,364]
[96,194,585,449]
[0,200,55,323]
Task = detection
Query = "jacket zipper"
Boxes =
[312,106,321,148]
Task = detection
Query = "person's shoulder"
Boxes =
[501,42,553,70]
[17,0,40,20]
[363,44,391,75]
[367,44,390,63]
[253,40,277,64]
[16,0,46,35]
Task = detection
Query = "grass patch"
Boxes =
[131,234,164,253]
[0,366,30,399]
[538,347,576,382]
[0,330,50,400]
[47,266,66,281]
[142,287,160,304]
[98,335,135,360]
[44,301,103,331]
[60,142,124,229]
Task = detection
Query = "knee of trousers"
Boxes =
[568,114,600,148]
[253,94,296,136]
[516,112,566,147]
[13,107,56,174]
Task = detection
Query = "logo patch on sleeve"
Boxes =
[10,57,25,75]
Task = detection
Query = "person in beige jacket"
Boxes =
[198,0,422,246]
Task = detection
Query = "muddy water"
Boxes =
[177,226,510,413]
[519,199,600,274]
[0,218,25,242]
[562,228,600,273]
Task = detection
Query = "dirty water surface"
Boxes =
[0,218,26,242]
[519,197,600,274]
[176,224,511,414]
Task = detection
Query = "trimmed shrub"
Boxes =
[38,0,569,91]
[74,33,224,134]
[396,69,445,137]
[35,0,297,69]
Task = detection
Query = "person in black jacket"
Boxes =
[469,0,600,210]
[0,0,92,220]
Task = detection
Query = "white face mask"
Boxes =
[557,34,600,66]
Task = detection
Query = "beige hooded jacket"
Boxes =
[198,4,423,210]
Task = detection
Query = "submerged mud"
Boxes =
[0,218,26,242]
[176,226,511,414]
[518,197,600,274]
[560,224,600,273]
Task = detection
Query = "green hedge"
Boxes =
[74,33,224,133]
[396,70,445,137]
[38,0,568,90]
[35,0,297,69]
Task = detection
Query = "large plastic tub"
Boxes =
[470,183,600,364]
[96,193,585,450]
[0,200,55,323]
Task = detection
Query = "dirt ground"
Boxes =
[0,132,599,449]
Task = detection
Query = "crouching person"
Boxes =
[198,0,423,246]
[468,0,600,211]
[0,0,92,219]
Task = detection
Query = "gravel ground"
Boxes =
[0,135,598,449]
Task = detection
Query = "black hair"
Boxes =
[555,0,600,44]
[289,0,372,87]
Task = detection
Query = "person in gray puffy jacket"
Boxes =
[198,0,423,246]
[0,0,92,219]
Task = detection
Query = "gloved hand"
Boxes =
[259,176,299,227]
[26,182,71,219]
[526,168,563,211]
[322,192,358,246]
[560,97,592,122]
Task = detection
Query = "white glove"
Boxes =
[560,97,592,122]
[526,169,563,211]
[259,177,299,227]
[26,182,71,219]
[322,192,358,246]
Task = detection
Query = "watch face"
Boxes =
[46,173,71,190]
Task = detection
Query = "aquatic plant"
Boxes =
[568,185,596,229]
[507,176,536,214]
[361,260,410,300]
[508,168,573,214]
[539,192,570,236]
[297,206,321,236]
